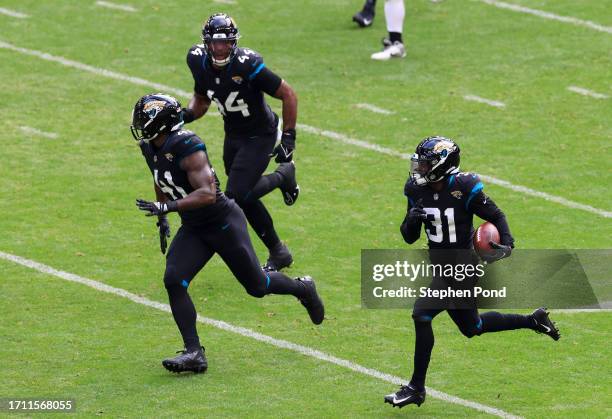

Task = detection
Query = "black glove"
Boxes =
[407,199,427,224]
[181,108,195,124]
[136,199,178,217]
[482,241,512,264]
[272,129,296,163]
[157,217,171,254]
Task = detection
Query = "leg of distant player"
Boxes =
[223,134,295,270]
[208,206,324,324]
[161,225,213,373]
[371,0,407,60]
[353,0,377,27]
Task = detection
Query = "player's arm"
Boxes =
[176,150,217,210]
[469,192,514,248]
[401,198,425,244]
[136,151,216,216]
[272,80,298,132]
[252,62,297,162]
[182,93,211,123]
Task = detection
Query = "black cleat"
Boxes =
[353,7,375,27]
[531,307,560,341]
[384,384,426,408]
[262,242,293,272]
[275,162,299,206]
[162,346,208,374]
[296,276,325,325]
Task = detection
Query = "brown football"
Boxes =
[473,222,500,258]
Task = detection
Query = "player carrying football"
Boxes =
[131,93,324,374]
[384,136,560,408]
[181,13,299,272]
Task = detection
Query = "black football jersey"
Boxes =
[139,129,231,226]
[186,45,282,139]
[404,172,487,249]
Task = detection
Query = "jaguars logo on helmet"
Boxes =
[130,93,184,143]
[410,136,460,185]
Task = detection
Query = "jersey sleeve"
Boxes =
[186,45,208,96]
[240,50,282,95]
[171,131,207,163]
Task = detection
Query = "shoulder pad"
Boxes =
[234,47,265,77]
[168,130,206,161]
[454,172,483,195]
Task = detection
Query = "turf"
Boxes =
[1,0,610,417]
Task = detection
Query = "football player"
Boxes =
[131,93,324,374]
[384,136,560,408]
[353,0,407,60]
[182,13,299,272]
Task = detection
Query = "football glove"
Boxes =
[157,217,171,254]
[407,199,427,224]
[272,129,296,163]
[482,241,512,264]
[136,199,178,217]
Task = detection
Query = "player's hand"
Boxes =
[407,199,427,223]
[482,241,512,264]
[272,129,295,163]
[157,217,171,254]
[136,199,177,217]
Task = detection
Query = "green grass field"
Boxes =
[1,0,610,417]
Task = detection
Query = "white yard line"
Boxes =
[214,0,237,4]
[0,7,28,18]
[1,40,610,219]
[355,103,395,115]
[0,250,522,418]
[477,0,612,35]
[463,95,506,109]
[95,1,136,12]
[19,126,59,139]
[567,86,609,100]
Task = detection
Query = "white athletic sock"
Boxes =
[384,0,405,34]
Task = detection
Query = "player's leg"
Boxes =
[161,225,213,373]
[353,0,377,27]
[385,278,446,408]
[449,308,560,340]
[224,135,295,270]
[210,206,324,324]
[371,0,406,60]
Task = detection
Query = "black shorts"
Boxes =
[163,203,270,297]
[223,132,277,202]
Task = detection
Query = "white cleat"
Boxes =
[371,40,406,61]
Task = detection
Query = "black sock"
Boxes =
[241,200,281,250]
[389,32,403,44]
[266,271,307,298]
[480,311,535,333]
[166,285,201,351]
[363,0,376,11]
[250,172,283,201]
[410,320,434,391]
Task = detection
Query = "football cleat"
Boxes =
[275,162,300,206]
[352,7,375,27]
[263,242,293,272]
[162,346,208,373]
[371,40,406,61]
[296,276,325,325]
[384,384,426,408]
[531,308,560,341]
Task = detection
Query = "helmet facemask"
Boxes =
[202,14,240,68]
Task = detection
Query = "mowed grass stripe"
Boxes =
[0,39,609,219]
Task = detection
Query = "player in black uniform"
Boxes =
[130,93,324,374]
[384,136,560,408]
[182,13,299,272]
